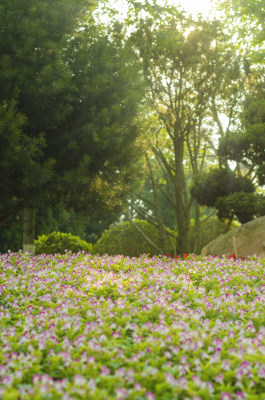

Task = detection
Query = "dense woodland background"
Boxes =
[0,0,265,256]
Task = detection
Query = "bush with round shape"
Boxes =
[191,168,255,208]
[35,231,94,255]
[94,219,176,257]
[215,192,265,224]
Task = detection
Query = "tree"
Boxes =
[219,0,265,61]
[0,1,145,253]
[193,54,265,224]
[128,2,235,254]
[191,167,260,223]
[189,0,265,225]
[217,77,265,222]
[0,0,95,252]
[53,21,145,216]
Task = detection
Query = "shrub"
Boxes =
[94,219,176,257]
[35,231,94,255]
[191,168,255,208]
[215,192,265,223]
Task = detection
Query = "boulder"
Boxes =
[201,216,265,258]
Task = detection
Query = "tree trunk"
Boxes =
[146,155,168,254]
[173,136,191,255]
[175,206,190,255]
[23,205,35,254]
[193,200,201,254]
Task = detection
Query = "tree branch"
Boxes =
[126,213,164,254]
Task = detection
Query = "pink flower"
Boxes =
[1,375,13,386]
[192,375,202,386]
[130,354,138,362]
[134,382,142,391]
[235,392,245,399]
[246,324,256,333]
[115,388,128,399]
[32,374,41,385]
[87,378,96,391]
[101,366,111,376]
[176,377,187,389]
[146,392,156,400]
[180,355,187,364]
[115,368,126,378]
[258,365,265,378]
[215,373,224,383]
[112,331,121,338]
[73,374,86,386]
[221,393,232,400]
[222,360,231,371]
[165,372,175,385]
[40,375,53,385]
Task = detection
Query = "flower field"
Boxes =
[1,252,265,400]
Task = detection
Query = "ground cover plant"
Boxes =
[1,252,265,399]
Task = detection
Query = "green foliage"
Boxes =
[126,1,242,254]
[208,77,265,224]
[218,88,265,186]
[191,168,255,208]
[0,0,89,207]
[228,0,265,57]
[0,202,119,253]
[0,0,145,230]
[55,22,145,216]
[35,232,94,255]
[192,168,265,224]
[0,202,23,253]
[35,206,90,240]
[94,219,176,257]
[215,192,265,224]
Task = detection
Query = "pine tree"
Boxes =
[0,1,145,253]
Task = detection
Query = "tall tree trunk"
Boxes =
[146,155,168,254]
[175,204,190,255]
[193,200,201,254]
[173,136,190,255]
[23,205,35,254]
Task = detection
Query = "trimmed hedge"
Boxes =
[35,231,94,255]
[94,219,176,257]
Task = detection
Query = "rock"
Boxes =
[201,216,265,258]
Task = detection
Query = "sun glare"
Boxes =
[96,0,219,30]
[102,0,219,22]
[177,0,215,16]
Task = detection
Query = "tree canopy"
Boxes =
[0,0,145,252]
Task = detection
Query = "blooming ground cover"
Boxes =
[1,253,265,400]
